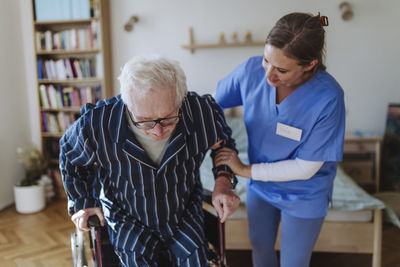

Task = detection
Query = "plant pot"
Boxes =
[13,184,46,214]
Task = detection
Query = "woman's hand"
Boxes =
[214,148,252,178]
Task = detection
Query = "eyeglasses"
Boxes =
[128,111,180,130]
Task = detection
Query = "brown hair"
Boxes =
[266,12,327,72]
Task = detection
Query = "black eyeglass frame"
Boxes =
[128,110,181,130]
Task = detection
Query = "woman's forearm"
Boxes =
[251,158,324,182]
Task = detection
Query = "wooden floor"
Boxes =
[0,199,74,267]
[1,199,400,267]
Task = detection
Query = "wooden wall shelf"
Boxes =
[182,27,264,54]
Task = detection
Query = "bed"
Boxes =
[200,116,385,267]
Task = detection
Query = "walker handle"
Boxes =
[87,215,101,227]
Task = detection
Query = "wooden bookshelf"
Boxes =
[37,49,101,55]
[38,78,103,84]
[31,0,113,166]
[41,107,81,113]
[42,133,64,138]
[34,18,96,26]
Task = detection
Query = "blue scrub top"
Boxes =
[216,56,346,218]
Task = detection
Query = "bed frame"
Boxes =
[220,206,382,267]
[204,201,382,267]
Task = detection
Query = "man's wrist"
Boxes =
[212,164,237,188]
[216,171,237,189]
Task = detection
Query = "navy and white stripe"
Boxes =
[60,92,235,264]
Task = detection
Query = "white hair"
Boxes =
[118,55,188,109]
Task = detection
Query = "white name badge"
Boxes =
[276,122,302,141]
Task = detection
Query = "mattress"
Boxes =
[204,203,373,222]
[325,209,373,222]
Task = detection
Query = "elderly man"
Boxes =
[60,55,240,267]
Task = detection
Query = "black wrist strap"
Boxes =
[212,165,238,188]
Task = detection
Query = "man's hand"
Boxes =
[71,207,105,231]
[212,176,240,223]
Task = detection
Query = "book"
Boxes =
[71,89,81,106]
[37,59,43,79]
[55,59,67,80]
[80,0,91,19]
[95,54,102,77]
[44,60,53,79]
[56,86,64,107]
[71,0,90,20]
[62,87,74,106]
[39,84,50,108]
[53,32,61,50]
[86,87,93,104]
[70,28,77,50]
[71,59,83,79]
[46,85,57,108]
[49,59,57,79]
[64,59,74,79]
[34,0,64,21]
[80,87,88,105]
[60,0,72,20]
[45,30,52,50]
[35,32,44,51]
[39,59,47,79]
[41,111,49,132]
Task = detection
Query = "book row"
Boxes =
[39,84,103,109]
[41,111,79,134]
[37,56,102,80]
[36,21,100,51]
[34,0,99,21]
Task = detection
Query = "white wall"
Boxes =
[110,0,400,134]
[3,1,399,209]
[0,0,34,209]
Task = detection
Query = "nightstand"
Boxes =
[341,133,382,193]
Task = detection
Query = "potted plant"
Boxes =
[14,145,48,213]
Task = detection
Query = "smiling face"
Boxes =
[262,44,317,91]
[128,85,180,141]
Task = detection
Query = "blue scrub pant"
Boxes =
[247,189,324,267]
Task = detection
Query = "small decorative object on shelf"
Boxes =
[231,32,238,42]
[182,27,265,54]
[245,31,252,42]
[219,32,226,43]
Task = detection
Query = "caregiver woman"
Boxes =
[214,12,345,267]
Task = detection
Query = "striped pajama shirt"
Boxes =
[60,92,235,266]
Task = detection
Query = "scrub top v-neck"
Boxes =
[216,56,346,219]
